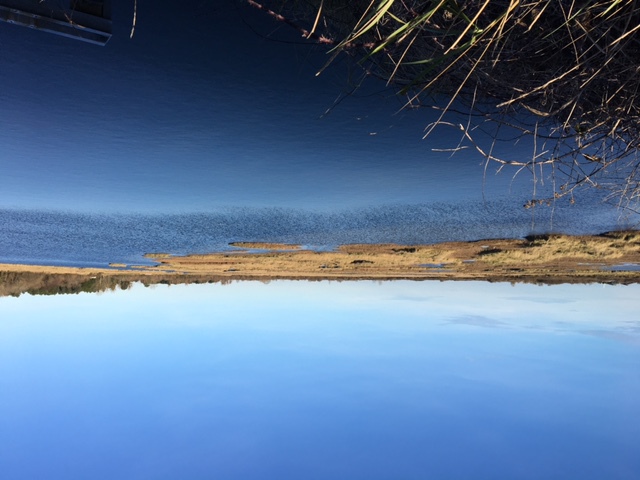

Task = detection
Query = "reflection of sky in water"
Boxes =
[1,281,638,479]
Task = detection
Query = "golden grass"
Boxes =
[480,231,640,265]
[2,231,640,296]
[144,231,640,281]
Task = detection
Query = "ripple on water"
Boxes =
[0,200,635,267]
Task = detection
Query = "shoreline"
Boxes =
[1,231,640,296]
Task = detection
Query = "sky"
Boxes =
[1,280,639,479]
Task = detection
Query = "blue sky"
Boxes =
[1,281,639,479]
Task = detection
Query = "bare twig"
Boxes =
[247,0,640,209]
[130,0,137,39]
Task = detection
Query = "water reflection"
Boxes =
[0,281,638,479]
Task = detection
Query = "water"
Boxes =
[0,1,637,264]
[0,201,632,267]
[0,2,636,219]
[0,281,638,479]
[1,2,486,214]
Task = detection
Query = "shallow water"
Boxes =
[0,201,632,267]
[0,281,638,479]
[607,263,640,272]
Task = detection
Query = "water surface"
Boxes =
[1,1,637,267]
[1,2,636,220]
[0,203,632,267]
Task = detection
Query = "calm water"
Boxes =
[1,1,498,213]
[0,2,636,217]
[0,281,638,479]
[1,2,637,267]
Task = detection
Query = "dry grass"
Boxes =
[479,231,640,265]
[249,0,640,208]
[145,232,640,280]
[2,232,640,296]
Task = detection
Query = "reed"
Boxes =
[248,0,640,208]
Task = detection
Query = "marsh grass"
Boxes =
[152,234,640,273]
[249,0,640,209]
[2,231,640,294]
[480,230,640,264]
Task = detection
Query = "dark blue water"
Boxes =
[1,1,637,267]
[1,1,636,219]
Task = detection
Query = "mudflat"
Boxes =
[1,231,640,296]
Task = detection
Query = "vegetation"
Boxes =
[246,0,640,210]
[2,231,640,294]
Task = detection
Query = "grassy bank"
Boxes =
[1,231,639,296]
